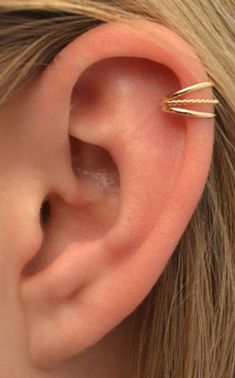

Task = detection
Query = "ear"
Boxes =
[18,21,215,369]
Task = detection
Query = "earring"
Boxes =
[162,81,219,118]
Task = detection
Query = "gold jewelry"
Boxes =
[162,81,219,118]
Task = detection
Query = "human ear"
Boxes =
[15,20,215,369]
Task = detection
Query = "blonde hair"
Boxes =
[0,1,234,377]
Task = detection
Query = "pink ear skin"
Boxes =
[6,21,215,369]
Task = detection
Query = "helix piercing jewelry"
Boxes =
[162,81,219,118]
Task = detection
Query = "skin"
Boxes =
[0,21,215,377]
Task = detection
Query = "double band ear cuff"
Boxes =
[162,81,219,118]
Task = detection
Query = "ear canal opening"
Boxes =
[39,199,50,226]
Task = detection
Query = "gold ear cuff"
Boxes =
[162,81,219,118]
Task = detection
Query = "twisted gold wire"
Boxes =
[164,98,219,105]
[162,82,219,118]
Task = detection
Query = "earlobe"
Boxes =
[19,21,215,369]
